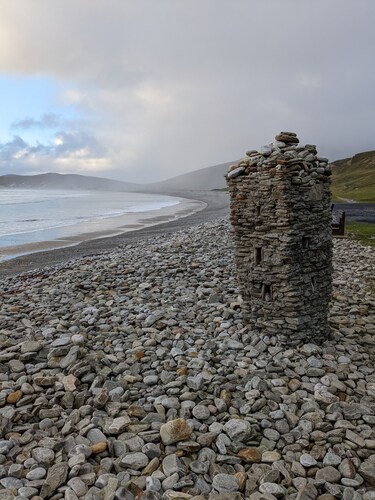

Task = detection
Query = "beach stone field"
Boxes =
[0,219,374,500]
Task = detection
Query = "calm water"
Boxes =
[0,189,180,248]
[335,203,375,224]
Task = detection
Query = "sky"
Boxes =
[0,0,375,183]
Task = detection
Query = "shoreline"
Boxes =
[0,195,206,262]
[0,190,229,278]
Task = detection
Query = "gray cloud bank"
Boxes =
[0,132,108,174]
[0,0,375,181]
[11,113,62,130]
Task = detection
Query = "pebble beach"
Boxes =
[0,215,375,499]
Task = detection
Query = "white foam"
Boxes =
[0,189,181,246]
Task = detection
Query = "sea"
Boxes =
[334,203,375,224]
[0,189,181,251]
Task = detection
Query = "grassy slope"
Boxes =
[331,151,375,202]
[346,221,375,248]
[212,151,375,201]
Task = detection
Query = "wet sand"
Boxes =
[0,190,229,278]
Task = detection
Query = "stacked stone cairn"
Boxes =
[226,132,333,346]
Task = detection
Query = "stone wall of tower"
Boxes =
[226,132,333,345]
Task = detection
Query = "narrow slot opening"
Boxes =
[311,277,316,293]
[262,284,272,302]
[255,247,262,265]
[302,236,311,249]
[256,205,261,217]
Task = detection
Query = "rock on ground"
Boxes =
[0,218,374,498]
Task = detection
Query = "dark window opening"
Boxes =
[302,236,311,249]
[311,277,316,293]
[262,284,272,302]
[255,247,262,264]
[256,205,261,216]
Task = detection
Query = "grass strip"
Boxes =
[345,221,375,248]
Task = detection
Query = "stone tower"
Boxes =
[226,132,332,346]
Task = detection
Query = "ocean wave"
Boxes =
[0,190,182,242]
[0,189,91,205]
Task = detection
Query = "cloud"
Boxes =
[11,113,62,130]
[0,136,31,162]
[0,131,110,175]
[0,1,375,181]
[52,131,106,158]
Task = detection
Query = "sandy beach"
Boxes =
[0,190,229,279]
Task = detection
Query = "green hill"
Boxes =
[331,151,375,202]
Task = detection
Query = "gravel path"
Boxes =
[0,218,374,499]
